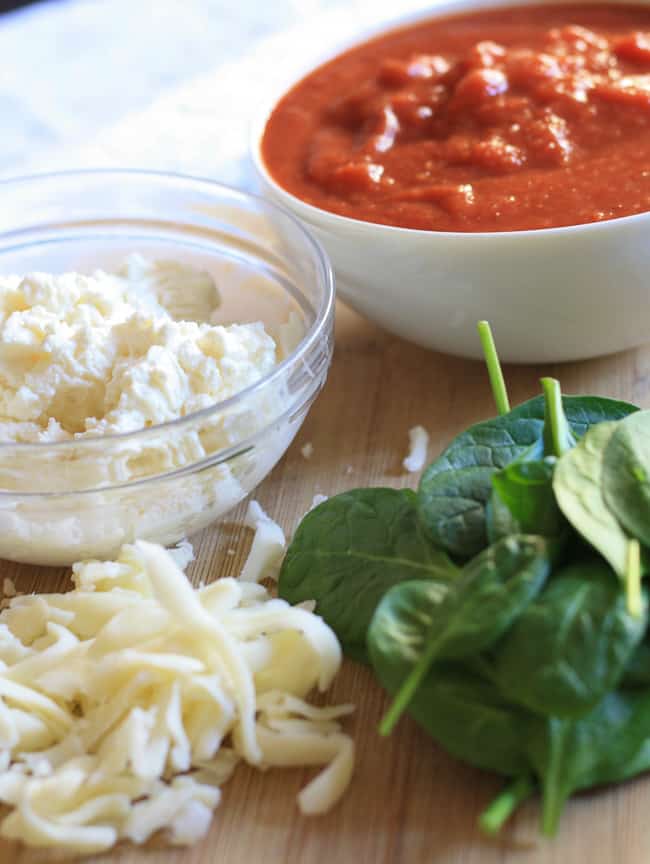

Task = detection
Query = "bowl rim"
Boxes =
[250,0,650,241]
[0,168,335,454]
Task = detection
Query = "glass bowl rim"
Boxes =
[0,167,335,454]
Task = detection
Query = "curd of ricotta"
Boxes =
[0,255,276,444]
[0,256,303,566]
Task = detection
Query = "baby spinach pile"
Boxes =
[278,321,650,836]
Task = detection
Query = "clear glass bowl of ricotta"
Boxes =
[0,170,334,565]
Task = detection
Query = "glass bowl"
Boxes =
[0,170,334,565]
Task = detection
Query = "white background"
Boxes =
[0,0,433,188]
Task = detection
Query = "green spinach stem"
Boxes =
[477,321,510,416]
[626,539,643,619]
[542,790,563,836]
[379,638,439,735]
[541,717,570,836]
[478,775,535,835]
[541,377,574,457]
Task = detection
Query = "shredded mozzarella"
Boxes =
[240,500,286,583]
[168,539,195,571]
[0,541,353,853]
[402,425,430,473]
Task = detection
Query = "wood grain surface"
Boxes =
[2,301,650,864]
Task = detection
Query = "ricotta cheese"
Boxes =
[309,493,328,512]
[0,257,303,565]
[0,255,276,443]
[402,424,430,473]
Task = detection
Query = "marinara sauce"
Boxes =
[262,4,650,231]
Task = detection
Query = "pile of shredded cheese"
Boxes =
[0,540,353,854]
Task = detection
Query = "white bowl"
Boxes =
[251,0,650,363]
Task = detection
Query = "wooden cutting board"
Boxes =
[2,301,650,864]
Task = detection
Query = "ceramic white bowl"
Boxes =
[252,0,650,363]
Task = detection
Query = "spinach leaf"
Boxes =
[379,535,551,733]
[554,422,629,576]
[278,488,457,662]
[526,688,650,835]
[492,457,564,537]
[418,395,636,559]
[622,634,650,688]
[367,582,532,775]
[486,488,520,543]
[489,381,573,541]
[602,410,650,548]
[400,663,533,777]
[496,560,647,718]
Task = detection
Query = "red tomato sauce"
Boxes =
[261,4,650,232]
